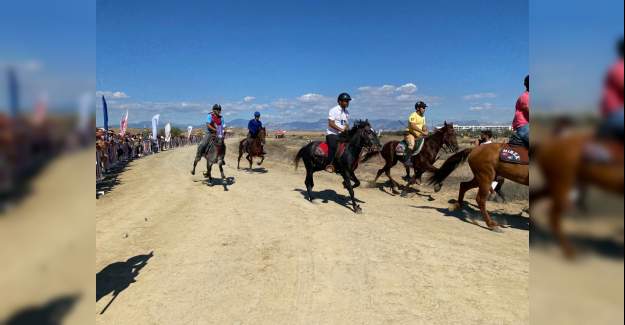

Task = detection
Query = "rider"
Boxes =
[598,38,624,143]
[192,104,223,174]
[474,130,494,146]
[326,92,351,173]
[403,101,429,167]
[246,111,266,154]
[512,75,530,148]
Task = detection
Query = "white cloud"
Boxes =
[297,93,326,103]
[97,90,130,99]
[243,96,256,102]
[396,83,418,94]
[463,92,497,101]
[468,102,512,112]
[396,94,417,102]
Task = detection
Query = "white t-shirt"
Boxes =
[327,105,350,135]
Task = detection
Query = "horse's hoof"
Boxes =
[190,170,195,176]
[434,183,442,193]
[391,189,400,195]
[354,206,363,214]
[400,191,409,198]
[449,203,461,211]
[490,225,504,233]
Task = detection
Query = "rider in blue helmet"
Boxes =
[246,111,265,153]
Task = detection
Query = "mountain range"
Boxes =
[118,118,508,132]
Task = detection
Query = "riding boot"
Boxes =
[403,148,414,167]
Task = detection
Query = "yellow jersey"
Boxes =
[405,112,426,134]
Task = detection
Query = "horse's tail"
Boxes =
[428,148,472,185]
[294,146,306,171]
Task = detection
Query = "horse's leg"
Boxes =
[384,160,401,194]
[400,173,421,197]
[237,146,243,170]
[219,160,227,190]
[207,162,213,185]
[341,171,362,213]
[451,178,479,211]
[258,155,264,166]
[305,167,315,202]
[247,154,253,170]
[349,170,361,189]
[405,165,411,180]
[548,184,576,258]
[476,182,501,231]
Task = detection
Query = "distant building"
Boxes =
[451,125,513,132]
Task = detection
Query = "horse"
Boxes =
[531,132,623,257]
[428,143,529,232]
[192,134,228,186]
[364,122,459,195]
[294,120,381,214]
[237,127,266,170]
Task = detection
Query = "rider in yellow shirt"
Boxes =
[404,101,428,167]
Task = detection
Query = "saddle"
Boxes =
[395,138,425,157]
[583,140,624,164]
[499,144,529,165]
[315,142,347,158]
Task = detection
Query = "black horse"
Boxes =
[294,120,381,213]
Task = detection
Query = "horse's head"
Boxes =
[259,127,267,145]
[350,120,381,151]
[440,121,459,153]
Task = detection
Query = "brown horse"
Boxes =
[429,143,529,232]
[531,133,623,257]
[237,127,266,170]
[365,122,458,195]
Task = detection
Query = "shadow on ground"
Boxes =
[96,251,154,315]
[2,294,79,325]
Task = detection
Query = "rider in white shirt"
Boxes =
[326,92,351,172]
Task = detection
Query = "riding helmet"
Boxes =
[212,104,222,111]
[337,92,352,102]
[415,101,428,109]
[254,111,261,117]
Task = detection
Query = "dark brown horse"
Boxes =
[237,127,266,170]
[364,122,458,195]
[429,143,529,232]
[532,133,623,257]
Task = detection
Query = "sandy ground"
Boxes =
[0,150,94,325]
[96,138,529,325]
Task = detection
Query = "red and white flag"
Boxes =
[32,93,48,126]
[120,110,129,136]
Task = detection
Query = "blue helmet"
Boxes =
[254,111,261,117]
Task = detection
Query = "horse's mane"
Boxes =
[338,120,370,141]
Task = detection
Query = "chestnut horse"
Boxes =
[429,143,529,232]
[364,122,458,195]
[532,133,623,257]
[237,127,266,170]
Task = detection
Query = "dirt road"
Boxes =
[96,139,529,324]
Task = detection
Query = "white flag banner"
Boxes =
[187,126,193,140]
[165,123,171,142]
[151,114,160,141]
[77,93,92,132]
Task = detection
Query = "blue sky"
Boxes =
[531,0,624,112]
[0,0,95,112]
[96,0,529,126]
